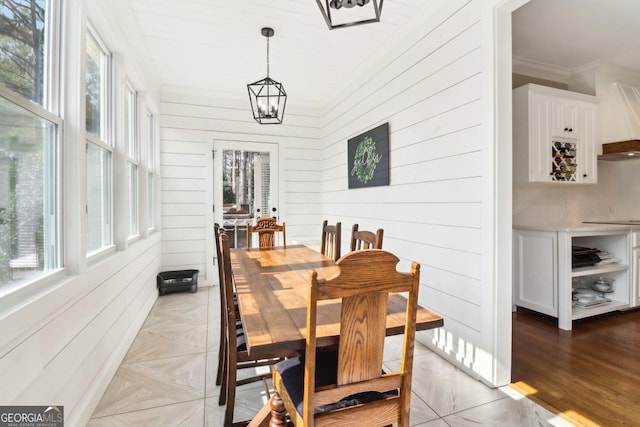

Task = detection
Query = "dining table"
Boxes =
[229,244,444,425]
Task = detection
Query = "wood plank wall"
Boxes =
[159,94,323,282]
[157,0,502,384]
[318,0,484,367]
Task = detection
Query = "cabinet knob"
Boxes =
[583,174,587,178]
[563,127,574,132]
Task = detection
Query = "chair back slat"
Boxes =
[337,292,387,385]
[320,220,341,261]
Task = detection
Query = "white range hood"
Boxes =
[599,82,640,160]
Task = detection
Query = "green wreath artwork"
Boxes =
[351,136,382,184]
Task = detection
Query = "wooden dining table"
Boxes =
[230,244,443,426]
[230,244,444,358]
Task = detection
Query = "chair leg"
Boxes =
[219,339,229,406]
[268,392,288,426]
[224,352,238,427]
[216,318,226,385]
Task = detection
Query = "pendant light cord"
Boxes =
[266,36,270,78]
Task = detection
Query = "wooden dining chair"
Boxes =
[247,217,286,248]
[270,249,421,427]
[218,232,291,426]
[350,223,384,251]
[320,220,341,261]
[214,223,226,387]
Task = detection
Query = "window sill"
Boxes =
[87,245,116,266]
[0,268,67,318]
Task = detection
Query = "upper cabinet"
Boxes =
[513,84,599,183]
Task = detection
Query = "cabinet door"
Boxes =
[551,96,582,138]
[528,92,553,182]
[579,102,597,183]
[633,248,640,308]
[513,230,558,316]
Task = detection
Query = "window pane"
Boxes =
[128,162,138,236]
[125,84,137,160]
[147,111,154,169]
[86,31,107,140]
[147,171,153,230]
[0,0,47,105]
[86,142,111,253]
[0,95,58,288]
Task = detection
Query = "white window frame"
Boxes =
[124,81,139,239]
[85,25,114,257]
[0,0,64,295]
[146,110,155,232]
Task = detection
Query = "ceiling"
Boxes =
[125,0,640,108]
[512,0,640,77]
[127,0,435,107]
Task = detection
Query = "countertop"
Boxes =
[514,222,640,232]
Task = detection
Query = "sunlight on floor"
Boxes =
[507,381,601,427]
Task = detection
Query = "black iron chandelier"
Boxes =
[316,0,383,30]
[247,27,287,125]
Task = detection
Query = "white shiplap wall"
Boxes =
[158,0,512,387]
[318,0,491,379]
[159,91,323,283]
[0,0,163,425]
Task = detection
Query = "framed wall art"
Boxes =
[347,122,389,189]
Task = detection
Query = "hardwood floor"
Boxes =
[511,308,640,427]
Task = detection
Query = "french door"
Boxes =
[206,140,279,284]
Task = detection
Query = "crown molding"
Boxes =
[512,55,571,83]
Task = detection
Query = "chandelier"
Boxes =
[316,0,383,30]
[247,27,287,124]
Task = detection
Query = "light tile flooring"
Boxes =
[88,288,571,426]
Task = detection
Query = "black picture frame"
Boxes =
[347,122,390,189]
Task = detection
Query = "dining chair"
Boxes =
[218,232,292,426]
[270,249,421,427]
[247,217,286,248]
[320,220,341,261]
[214,223,226,387]
[350,223,384,251]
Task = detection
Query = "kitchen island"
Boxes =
[514,222,640,330]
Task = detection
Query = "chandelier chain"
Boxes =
[266,36,270,77]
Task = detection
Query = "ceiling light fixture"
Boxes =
[247,27,287,125]
[316,0,383,30]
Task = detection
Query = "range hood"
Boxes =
[599,82,640,161]
[601,140,640,160]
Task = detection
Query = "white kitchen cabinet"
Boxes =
[514,226,631,330]
[633,232,640,307]
[513,84,599,183]
[513,229,557,316]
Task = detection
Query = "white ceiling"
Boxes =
[125,0,640,108]
[127,0,434,107]
[512,0,640,77]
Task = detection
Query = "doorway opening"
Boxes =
[206,141,279,284]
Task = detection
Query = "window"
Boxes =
[0,0,47,106]
[86,28,113,254]
[124,82,138,238]
[0,0,60,290]
[146,110,154,231]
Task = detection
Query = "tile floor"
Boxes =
[88,288,572,426]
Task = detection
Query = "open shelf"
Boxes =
[572,263,629,277]
[572,300,630,320]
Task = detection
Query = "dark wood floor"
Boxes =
[511,308,640,427]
